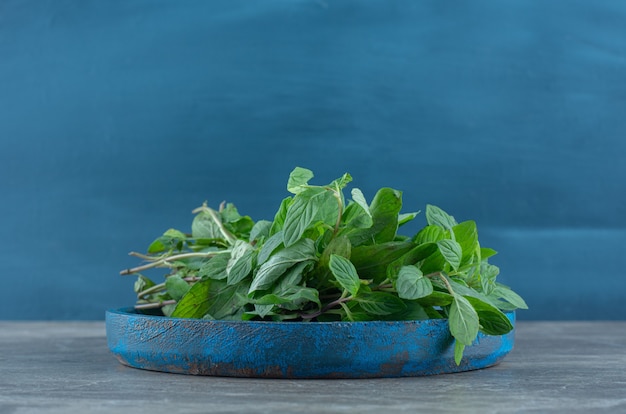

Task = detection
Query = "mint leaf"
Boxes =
[192,211,222,240]
[226,249,256,286]
[480,262,500,294]
[350,241,416,282]
[426,204,457,230]
[254,286,321,311]
[454,341,466,365]
[385,242,438,281]
[413,225,446,245]
[287,167,314,194]
[480,247,498,260]
[165,274,190,301]
[449,294,480,346]
[328,172,353,190]
[493,283,528,310]
[355,292,407,315]
[249,239,317,293]
[171,279,212,318]
[282,191,320,247]
[249,220,271,242]
[197,253,229,280]
[398,211,419,227]
[346,188,402,246]
[394,265,433,300]
[282,188,336,248]
[318,235,351,268]
[329,254,360,297]
[464,296,513,336]
[205,280,250,320]
[269,197,292,235]
[452,221,478,266]
[341,188,373,230]
[257,231,285,265]
[148,228,187,253]
[416,291,454,307]
[437,239,462,271]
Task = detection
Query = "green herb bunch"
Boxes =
[121,167,527,364]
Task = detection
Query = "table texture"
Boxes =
[1,321,625,413]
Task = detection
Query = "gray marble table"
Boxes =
[1,321,625,413]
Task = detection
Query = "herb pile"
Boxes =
[121,167,527,363]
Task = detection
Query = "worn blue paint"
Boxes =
[106,308,515,378]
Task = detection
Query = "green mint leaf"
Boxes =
[282,188,328,247]
[171,278,212,318]
[257,231,285,265]
[314,190,341,230]
[134,275,155,294]
[341,188,373,230]
[318,236,351,268]
[225,240,255,285]
[351,188,369,213]
[163,228,186,240]
[342,202,373,229]
[425,204,457,230]
[493,283,529,310]
[249,220,272,242]
[220,203,254,237]
[454,341,466,365]
[480,262,500,294]
[192,211,222,240]
[197,253,229,280]
[449,294,480,346]
[165,274,191,301]
[329,254,361,297]
[204,280,250,320]
[254,286,321,311]
[437,239,462,271]
[148,228,188,253]
[452,220,478,266]
[350,188,372,226]
[249,239,317,293]
[385,242,438,281]
[416,291,454,307]
[383,300,430,321]
[269,197,292,235]
[275,261,313,292]
[226,250,256,286]
[355,292,407,316]
[346,188,403,246]
[446,278,500,309]
[287,167,314,194]
[480,247,498,260]
[328,172,353,190]
[351,241,416,283]
[254,304,276,318]
[398,211,419,227]
[418,249,447,275]
[147,238,166,254]
[394,265,433,300]
[413,225,446,245]
[464,295,513,335]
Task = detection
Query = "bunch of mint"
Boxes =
[122,167,527,364]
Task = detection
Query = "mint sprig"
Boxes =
[120,167,527,363]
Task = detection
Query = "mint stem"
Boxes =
[135,300,176,310]
[120,251,229,275]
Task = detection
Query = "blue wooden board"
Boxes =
[106,308,515,378]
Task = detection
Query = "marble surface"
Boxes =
[1,321,625,413]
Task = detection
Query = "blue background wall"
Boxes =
[1,0,624,320]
